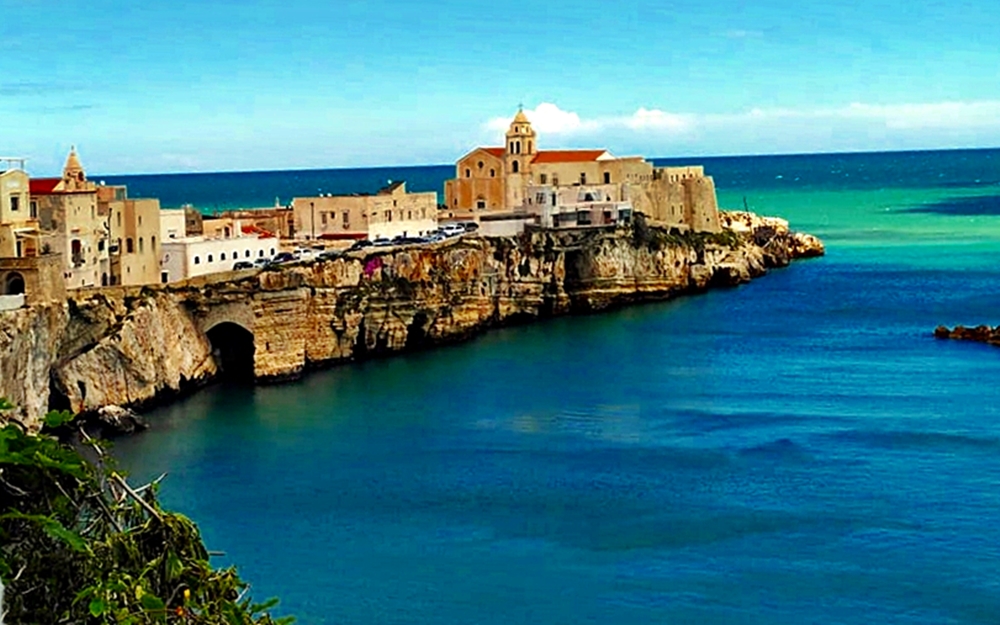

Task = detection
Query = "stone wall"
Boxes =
[0,213,823,430]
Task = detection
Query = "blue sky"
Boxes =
[2,0,999,174]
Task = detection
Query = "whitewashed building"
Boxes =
[160,222,277,283]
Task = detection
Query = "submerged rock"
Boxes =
[83,405,149,438]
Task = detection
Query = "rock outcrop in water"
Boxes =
[934,324,1000,346]
[0,213,823,430]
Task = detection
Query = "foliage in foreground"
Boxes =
[0,399,293,624]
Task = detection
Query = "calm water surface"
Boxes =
[115,150,1000,624]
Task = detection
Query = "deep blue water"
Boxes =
[114,149,1000,624]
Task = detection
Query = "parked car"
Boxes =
[459,221,479,232]
[426,232,447,243]
[440,224,465,237]
[317,250,342,261]
[372,238,395,247]
[232,260,254,271]
[271,252,296,264]
[347,239,373,252]
[252,257,272,268]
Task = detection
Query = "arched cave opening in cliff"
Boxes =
[207,322,255,384]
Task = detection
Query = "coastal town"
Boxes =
[1,110,724,310]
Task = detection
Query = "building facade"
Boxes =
[445,110,720,233]
[98,185,162,286]
[30,149,110,288]
[160,226,277,283]
[292,181,437,242]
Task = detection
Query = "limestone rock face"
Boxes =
[1,213,824,430]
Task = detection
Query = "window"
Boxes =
[580,173,587,184]
[139,237,144,253]
[540,173,547,184]
[245,250,250,258]
[259,250,264,257]
[98,240,105,252]
[552,175,559,186]
[512,161,519,173]
[138,215,142,226]
[208,254,213,262]
[490,169,495,178]
[515,141,521,154]
[342,211,349,226]
[465,168,471,178]
[10,196,19,212]
[528,141,532,153]
[476,199,486,209]
[194,256,201,265]
[270,248,275,256]
[126,238,134,253]
[604,172,611,184]
[221,252,226,261]
[385,210,392,222]
[30,200,37,217]
[117,212,122,227]
[477,161,484,170]
[321,212,328,226]
[407,210,412,220]
[152,236,156,249]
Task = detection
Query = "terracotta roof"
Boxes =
[29,178,61,194]
[482,147,505,157]
[531,150,608,164]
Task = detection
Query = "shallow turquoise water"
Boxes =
[115,150,1000,624]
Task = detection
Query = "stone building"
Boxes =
[98,185,162,286]
[30,148,110,288]
[160,208,188,241]
[523,182,634,229]
[0,157,65,308]
[445,110,721,233]
[292,181,437,242]
[217,206,294,239]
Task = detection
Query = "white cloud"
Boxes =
[483,100,1000,155]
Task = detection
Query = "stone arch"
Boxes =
[206,321,255,382]
[4,272,25,295]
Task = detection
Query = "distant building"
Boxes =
[98,185,162,286]
[160,208,188,241]
[522,183,633,229]
[217,206,294,239]
[444,110,720,233]
[0,157,65,308]
[30,148,110,288]
[160,221,277,283]
[292,181,437,242]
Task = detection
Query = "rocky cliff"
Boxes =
[0,213,823,430]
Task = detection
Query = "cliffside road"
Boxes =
[0,213,823,430]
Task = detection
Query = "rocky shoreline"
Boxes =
[0,212,823,431]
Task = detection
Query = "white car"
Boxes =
[439,224,465,237]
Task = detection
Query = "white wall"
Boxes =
[367,218,438,241]
[161,237,278,282]
[160,209,187,240]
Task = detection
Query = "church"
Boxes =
[443,109,721,233]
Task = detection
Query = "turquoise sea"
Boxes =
[112,150,1000,624]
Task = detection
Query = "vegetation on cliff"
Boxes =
[0,398,292,624]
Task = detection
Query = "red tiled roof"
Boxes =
[29,178,60,194]
[482,147,506,157]
[531,150,608,164]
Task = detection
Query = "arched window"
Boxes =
[138,237,144,253]
[151,236,156,249]
[245,250,250,258]
[515,141,521,154]
[258,250,264,257]
[270,248,275,256]
[4,272,25,295]
[101,273,108,286]
[490,169,495,177]
[126,238,134,253]
[477,161,484,170]
[512,161,519,173]
[208,254,213,262]
[221,252,226,261]
[194,256,201,265]
[528,141,532,153]
[465,168,471,178]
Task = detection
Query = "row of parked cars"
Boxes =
[346,222,478,252]
[231,222,479,270]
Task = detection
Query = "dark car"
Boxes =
[271,252,296,264]
[232,260,254,271]
[460,221,479,232]
[317,250,342,261]
[347,239,373,252]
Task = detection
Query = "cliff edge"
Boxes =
[0,213,823,430]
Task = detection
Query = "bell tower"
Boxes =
[61,146,88,191]
[504,107,536,208]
